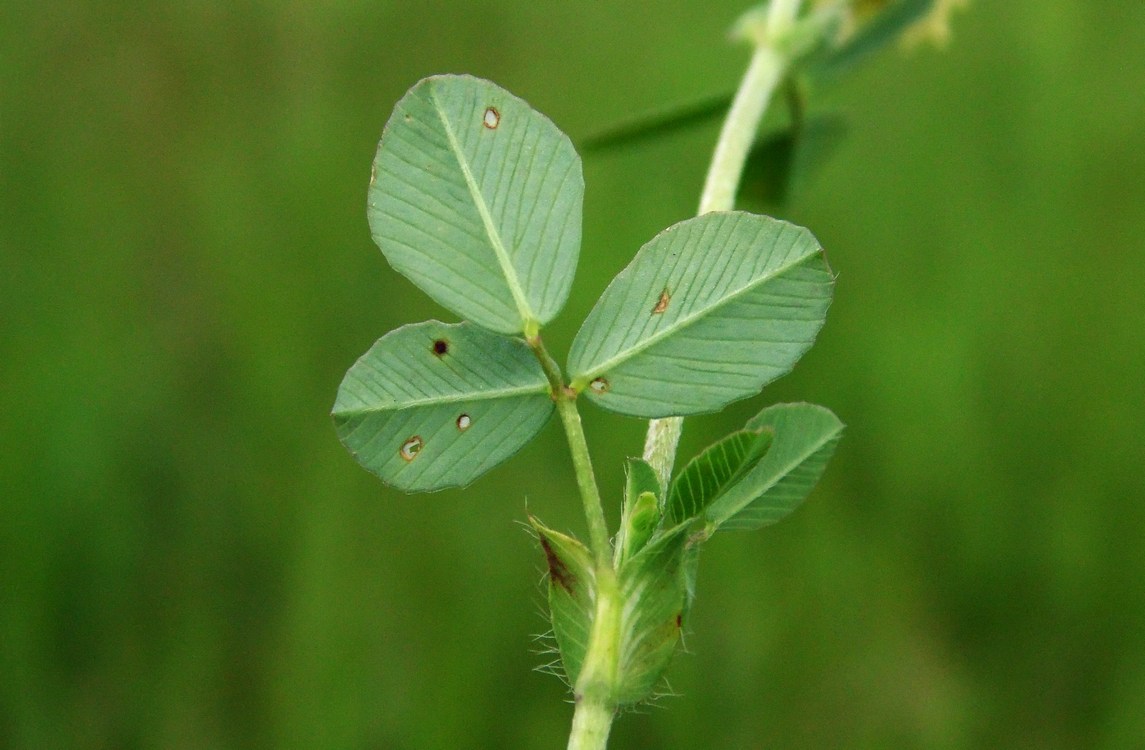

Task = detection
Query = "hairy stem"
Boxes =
[567,567,621,750]
[642,0,802,492]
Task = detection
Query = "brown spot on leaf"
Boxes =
[652,288,670,314]
[540,536,575,594]
[399,436,423,461]
[483,106,501,129]
[432,339,449,356]
[675,612,682,628]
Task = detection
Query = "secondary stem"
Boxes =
[555,398,611,569]
[528,335,611,569]
[642,0,802,491]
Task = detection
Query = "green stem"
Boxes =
[528,334,622,749]
[642,0,802,492]
[555,398,611,570]
[528,335,611,569]
[567,568,621,750]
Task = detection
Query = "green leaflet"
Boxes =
[568,212,834,417]
[666,428,773,525]
[703,402,844,532]
[332,321,553,492]
[530,518,596,687]
[368,74,583,335]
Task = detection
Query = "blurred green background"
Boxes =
[3,1,1144,748]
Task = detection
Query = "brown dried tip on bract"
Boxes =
[482,106,500,129]
[589,377,609,394]
[652,288,670,315]
[399,436,423,461]
[539,535,575,594]
[456,414,471,431]
[432,339,449,356]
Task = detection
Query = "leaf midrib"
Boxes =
[430,85,535,329]
[333,382,549,418]
[577,246,824,381]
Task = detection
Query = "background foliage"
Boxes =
[3,1,1144,747]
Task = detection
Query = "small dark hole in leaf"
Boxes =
[483,106,500,129]
[652,289,670,315]
[589,377,609,394]
[456,414,471,431]
[399,436,423,461]
[432,339,449,356]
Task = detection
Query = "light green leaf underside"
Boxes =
[332,321,552,492]
[568,212,833,417]
[530,519,595,688]
[667,428,773,525]
[368,74,583,335]
[705,402,844,531]
[616,523,691,705]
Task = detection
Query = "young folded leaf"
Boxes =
[704,402,844,532]
[530,519,596,687]
[568,212,833,417]
[368,74,583,336]
[332,321,553,492]
[615,458,662,566]
[667,428,773,525]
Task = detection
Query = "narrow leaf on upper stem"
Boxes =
[578,92,734,152]
[332,321,553,492]
[368,74,583,335]
[530,518,596,688]
[808,0,938,78]
[739,114,848,208]
[567,212,834,417]
[703,402,844,532]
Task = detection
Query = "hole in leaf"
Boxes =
[589,377,609,394]
[456,414,472,431]
[432,339,449,356]
[652,288,670,315]
[483,106,500,129]
[399,436,423,461]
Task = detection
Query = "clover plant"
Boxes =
[333,1,961,747]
